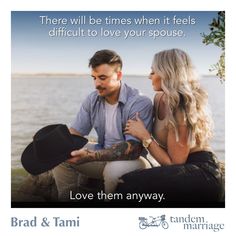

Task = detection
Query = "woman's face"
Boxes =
[149,67,162,91]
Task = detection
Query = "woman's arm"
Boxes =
[146,125,189,165]
[125,112,190,165]
[165,122,190,164]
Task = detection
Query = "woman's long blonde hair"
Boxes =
[152,48,213,147]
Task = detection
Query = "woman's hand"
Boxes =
[124,113,151,140]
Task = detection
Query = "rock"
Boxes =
[16,171,58,202]
[14,171,103,202]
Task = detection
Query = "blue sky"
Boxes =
[11,11,222,75]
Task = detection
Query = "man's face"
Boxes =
[91,64,122,98]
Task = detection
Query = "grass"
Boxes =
[11,168,28,200]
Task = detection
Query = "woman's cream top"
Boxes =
[152,91,212,153]
[152,91,168,149]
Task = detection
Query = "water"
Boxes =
[11,75,225,169]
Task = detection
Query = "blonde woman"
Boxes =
[120,49,223,203]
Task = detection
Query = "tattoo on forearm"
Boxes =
[94,140,143,162]
[77,140,143,164]
[76,140,143,164]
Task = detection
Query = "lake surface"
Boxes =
[11,75,225,168]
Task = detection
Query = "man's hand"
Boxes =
[66,140,143,165]
[67,148,95,164]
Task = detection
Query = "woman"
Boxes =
[119,48,224,203]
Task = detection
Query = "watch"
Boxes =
[142,138,153,148]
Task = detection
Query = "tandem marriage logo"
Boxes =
[138,214,225,232]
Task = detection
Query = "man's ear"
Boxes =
[117,71,122,81]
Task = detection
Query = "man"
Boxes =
[53,49,153,201]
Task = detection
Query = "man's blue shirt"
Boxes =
[71,82,153,148]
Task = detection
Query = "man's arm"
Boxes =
[70,93,94,136]
[68,140,143,165]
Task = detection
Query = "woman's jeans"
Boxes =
[116,151,224,203]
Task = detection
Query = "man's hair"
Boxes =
[89,49,123,71]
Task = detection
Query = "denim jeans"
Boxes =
[117,151,224,203]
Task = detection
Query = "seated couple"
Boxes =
[52,49,224,203]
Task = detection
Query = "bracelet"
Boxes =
[151,136,160,147]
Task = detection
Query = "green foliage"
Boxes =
[202,11,225,81]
